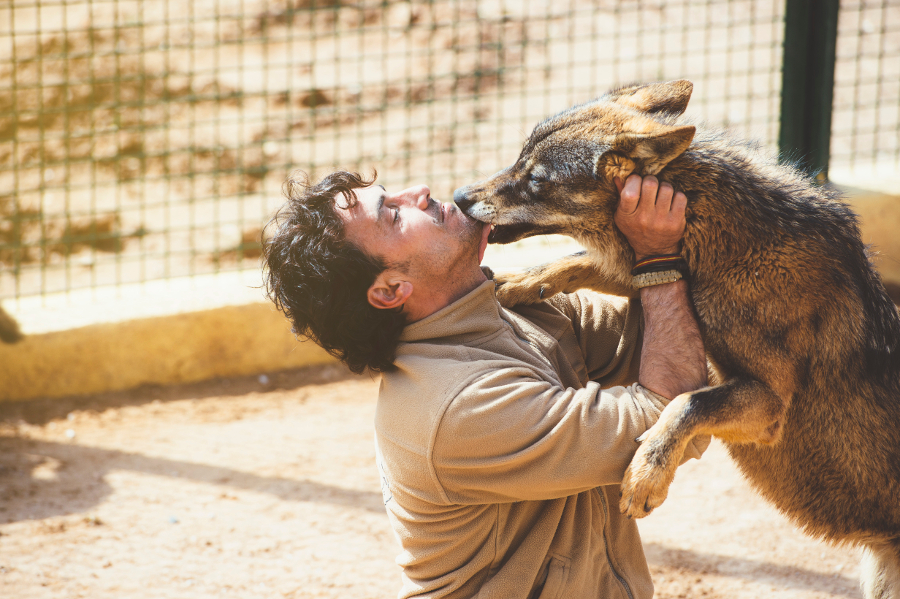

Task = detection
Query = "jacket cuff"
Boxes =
[633,384,668,411]
[634,384,711,462]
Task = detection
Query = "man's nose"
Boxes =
[398,185,431,209]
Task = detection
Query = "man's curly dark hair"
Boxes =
[263,169,407,374]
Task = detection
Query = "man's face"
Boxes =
[336,183,490,288]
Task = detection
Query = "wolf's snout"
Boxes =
[452,185,476,213]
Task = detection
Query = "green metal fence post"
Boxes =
[778,0,840,182]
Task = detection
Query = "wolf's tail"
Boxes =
[862,540,900,599]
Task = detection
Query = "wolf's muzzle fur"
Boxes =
[455,80,900,598]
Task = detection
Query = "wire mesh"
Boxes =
[831,0,900,180]
[0,0,886,303]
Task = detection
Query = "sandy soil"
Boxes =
[0,363,864,599]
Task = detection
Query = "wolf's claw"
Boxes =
[493,271,551,307]
[619,423,679,519]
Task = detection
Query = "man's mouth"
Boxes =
[434,200,452,224]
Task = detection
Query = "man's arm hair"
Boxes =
[638,279,707,399]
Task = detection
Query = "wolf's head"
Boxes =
[454,80,696,244]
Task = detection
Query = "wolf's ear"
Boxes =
[610,80,694,116]
[594,123,695,179]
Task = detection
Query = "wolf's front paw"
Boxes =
[619,423,679,519]
[494,270,555,307]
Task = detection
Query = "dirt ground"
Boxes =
[0,363,864,599]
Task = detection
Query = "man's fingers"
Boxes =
[640,176,659,207]
[619,174,685,221]
[614,174,687,259]
[671,191,688,216]
[655,182,675,211]
[618,174,642,215]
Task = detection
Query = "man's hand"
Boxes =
[613,175,705,400]
[614,174,686,260]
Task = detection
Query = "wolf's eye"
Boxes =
[528,172,546,184]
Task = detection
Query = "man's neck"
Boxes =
[402,267,489,323]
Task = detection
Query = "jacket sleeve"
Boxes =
[544,291,710,469]
[430,367,668,505]
[545,291,643,386]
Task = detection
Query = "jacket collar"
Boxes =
[399,281,503,344]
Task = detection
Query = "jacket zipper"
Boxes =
[597,489,634,599]
[505,314,633,598]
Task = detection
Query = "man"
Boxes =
[263,169,708,598]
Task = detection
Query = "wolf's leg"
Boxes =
[862,540,900,599]
[619,377,789,518]
[494,251,635,307]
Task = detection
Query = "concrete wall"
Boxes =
[0,303,335,402]
[849,189,900,287]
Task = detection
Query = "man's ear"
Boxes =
[609,80,694,116]
[594,121,695,180]
[367,270,413,311]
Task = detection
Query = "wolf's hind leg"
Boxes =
[494,251,635,307]
[862,540,900,599]
[620,377,789,518]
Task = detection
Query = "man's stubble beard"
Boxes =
[448,213,485,275]
[407,215,485,289]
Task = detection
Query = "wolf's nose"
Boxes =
[453,186,475,212]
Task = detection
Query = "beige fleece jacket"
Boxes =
[375,280,704,599]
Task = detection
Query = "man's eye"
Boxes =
[393,208,399,223]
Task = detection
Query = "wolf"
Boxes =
[453,80,900,598]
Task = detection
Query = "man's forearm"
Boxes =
[638,279,707,399]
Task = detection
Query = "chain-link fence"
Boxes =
[0,0,896,301]
[832,0,900,177]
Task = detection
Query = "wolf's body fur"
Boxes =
[453,80,900,598]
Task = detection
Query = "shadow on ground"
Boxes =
[0,362,356,425]
[0,361,381,525]
[647,544,861,598]
[0,434,384,526]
